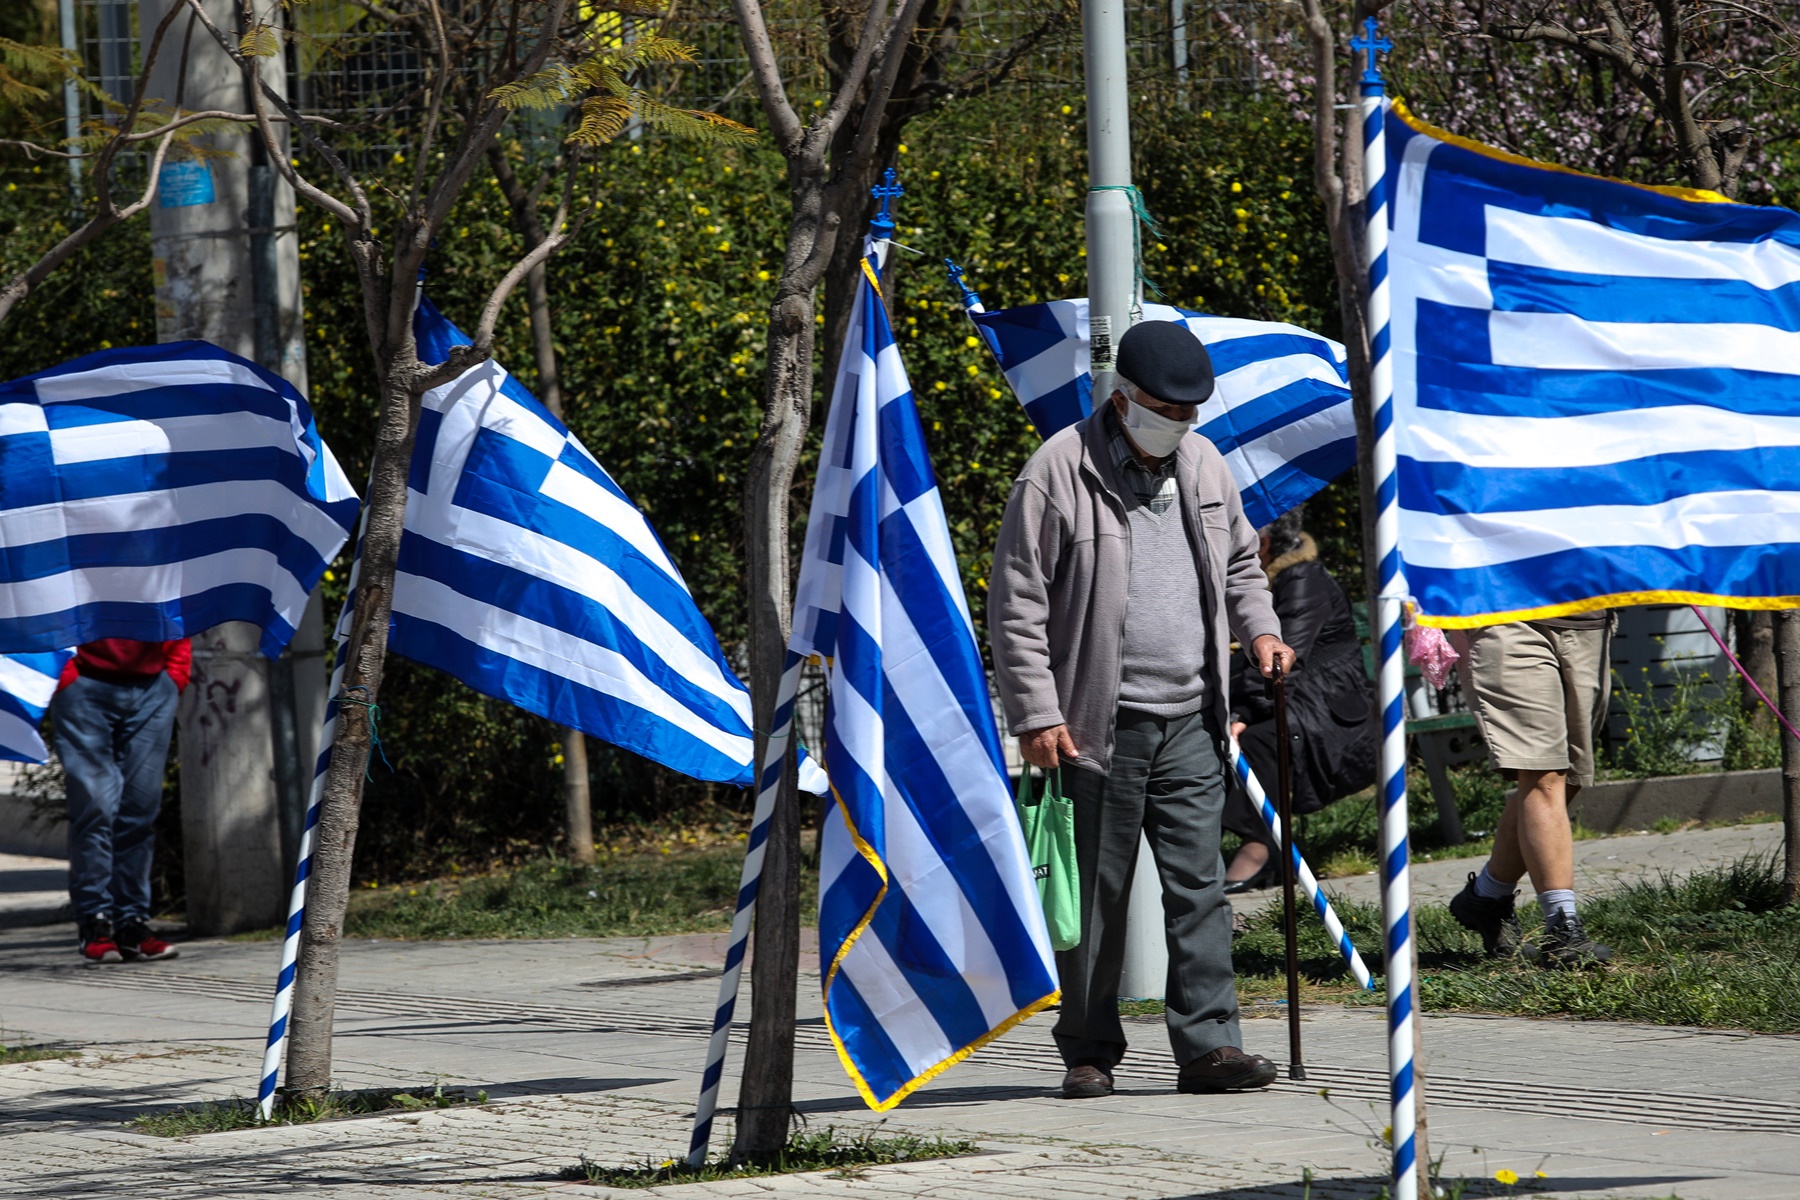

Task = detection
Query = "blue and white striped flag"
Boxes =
[0,343,360,656]
[969,299,1352,528]
[380,298,822,790]
[794,249,1059,1111]
[0,650,73,763]
[1388,104,1800,624]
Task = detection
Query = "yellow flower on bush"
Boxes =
[1230,181,1243,193]
[965,335,981,349]
[1495,1169,1519,1186]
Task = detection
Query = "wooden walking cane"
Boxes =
[1272,658,1305,1080]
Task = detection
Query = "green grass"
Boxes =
[1233,764,1514,876]
[132,1084,488,1136]
[233,838,820,942]
[558,1126,979,1187]
[1222,853,1800,1032]
[0,1040,74,1065]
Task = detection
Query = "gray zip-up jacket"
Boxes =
[988,411,1282,775]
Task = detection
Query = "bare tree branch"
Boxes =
[730,0,805,149]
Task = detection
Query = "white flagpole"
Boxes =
[1353,15,1421,1200]
[686,651,803,1167]
[257,651,345,1120]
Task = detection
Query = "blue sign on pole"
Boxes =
[158,161,216,208]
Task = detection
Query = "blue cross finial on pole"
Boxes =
[869,167,904,240]
[1349,16,1393,91]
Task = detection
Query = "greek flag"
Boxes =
[0,650,72,763]
[969,299,1352,527]
[383,298,822,790]
[0,343,360,656]
[794,249,1059,1110]
[1388,104,1800,624]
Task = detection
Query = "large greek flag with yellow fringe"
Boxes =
[791,243,1058,1110]
[1390,103,1800,626]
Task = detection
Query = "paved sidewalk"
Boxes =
[1230,820,1785,915]
[2,825,1794,1200]
[0,854,69,930]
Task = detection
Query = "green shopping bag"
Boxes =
[1014,766,1082,952]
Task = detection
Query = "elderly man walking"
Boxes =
[990,320,1295,1099]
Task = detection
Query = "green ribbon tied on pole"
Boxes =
[1088,183,1166,302]
[334,686,394,782]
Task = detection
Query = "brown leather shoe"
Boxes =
[1060,1061,1114,1099]
[1176,1047,1278,1093]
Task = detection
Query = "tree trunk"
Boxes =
[522,259,594,867]
[1735,611,1777,733]
[729,255,822,1161]
[286,342,425,1098]
[1776,610,1800,905]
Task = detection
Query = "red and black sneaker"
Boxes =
[115,922,180,963]
[77,918,122,965]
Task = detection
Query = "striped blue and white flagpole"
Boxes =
[687,649,804,1167]
[257,653,346,1120]
[1228,742,1374,991]
[1353,16,1419,1200]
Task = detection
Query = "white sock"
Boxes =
[1473,864,1515,901]
[1538,888,1577,923]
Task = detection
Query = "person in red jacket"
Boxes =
[53,638,190,964]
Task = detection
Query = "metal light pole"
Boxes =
[1083,0,1137,398]
[1083,0,1167,1003]
[58,0,81,213]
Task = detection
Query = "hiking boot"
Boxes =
[1528,910,1612,969]
[1177,1047,1278,1094]
[1448,873,1521,959]
[116,922,180,963]
[1060,1061,1114,1099]
[77,917,122,965]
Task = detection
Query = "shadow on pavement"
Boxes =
[478,1075,673,1098]
[793,1083,1055,1111]
[19,1139,559,1197]
[1165,1174,1715,1199]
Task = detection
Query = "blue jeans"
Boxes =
[52,674,179,925]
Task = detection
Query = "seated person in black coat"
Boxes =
[1224,507,1377,892]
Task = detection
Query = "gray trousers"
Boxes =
[1053,707,1240,1069]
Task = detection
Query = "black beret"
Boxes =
[1115,320,1215,405]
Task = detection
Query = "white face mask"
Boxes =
[1119,394,1192,458]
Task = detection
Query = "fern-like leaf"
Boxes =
[629,95,758,146]
[0,36,84,107]
[569,95,633,145]
[239,24,282,58]
[491,63,583,111]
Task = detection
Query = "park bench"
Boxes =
[1350,603,1482,844]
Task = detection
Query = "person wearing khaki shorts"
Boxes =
[1448,613,1615,968]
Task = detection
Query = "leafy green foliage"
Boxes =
[1609,665,1783,779]
[0,177,153,370]
[560,1127,979,1187]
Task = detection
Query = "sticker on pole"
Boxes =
[1090,314,1113,370]
[158,161,216,208]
